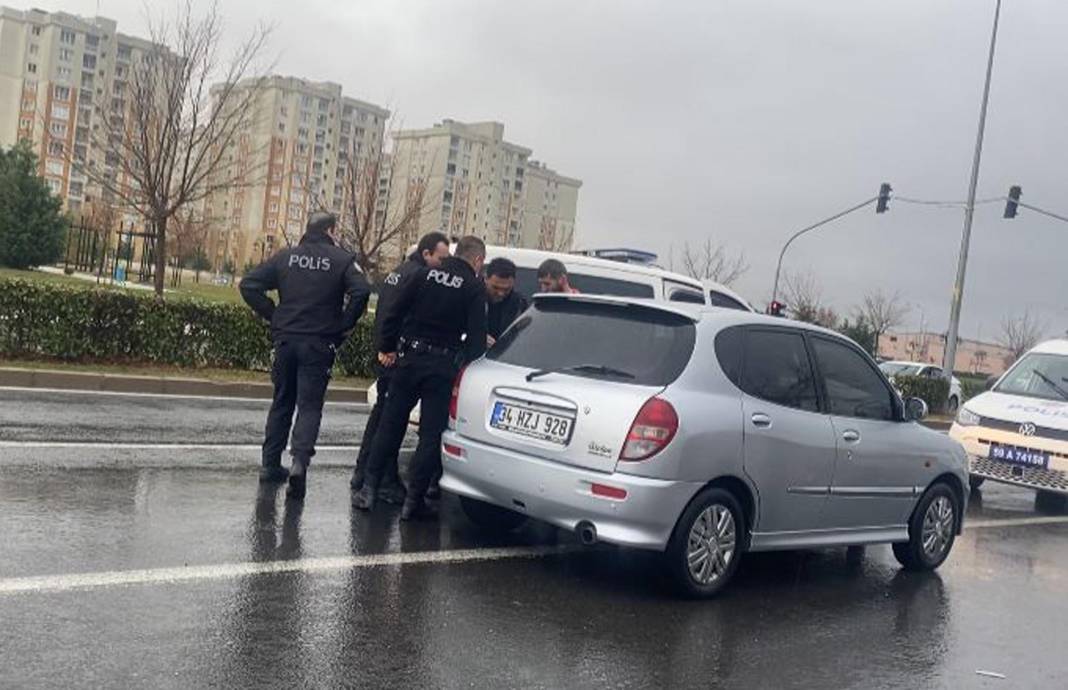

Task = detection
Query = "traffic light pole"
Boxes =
[770,196,877,307]
[943,0,1002,381]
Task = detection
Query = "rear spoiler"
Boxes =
[531,293,701,322]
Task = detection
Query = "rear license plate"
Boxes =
[989,443,1050,469]
[490,401,574,446]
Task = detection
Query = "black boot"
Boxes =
[350,466,365,491]
[352,484,377,511]
[379,476,408,506]
[259,464,290,484]
[400,496,438,522]
[286,458,308,500]
[425,478,441,501]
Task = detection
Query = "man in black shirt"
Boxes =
[241,212,371,500]
[350,231,450,503]
[484,257,529,347]
[353,236,487,520]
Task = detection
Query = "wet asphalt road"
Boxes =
[2,389,1068,688]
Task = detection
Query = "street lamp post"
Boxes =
[943,0,1003,381]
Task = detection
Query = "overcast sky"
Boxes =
[38,0,1068,340]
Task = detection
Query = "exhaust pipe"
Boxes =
[576,521,598,546]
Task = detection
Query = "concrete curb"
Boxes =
[0,367,367,403]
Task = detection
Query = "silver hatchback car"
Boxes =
[441,295,968,596]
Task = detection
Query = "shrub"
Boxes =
[0,278,376,377]
[894,374,950,414]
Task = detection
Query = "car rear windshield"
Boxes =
[487,299,696,386]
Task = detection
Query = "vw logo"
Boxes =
[1018,422,1037,437]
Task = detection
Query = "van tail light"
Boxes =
[620,397,678,461]
[448,365,467,426]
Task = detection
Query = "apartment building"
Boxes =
[522,160,581,251]
[385,119,580,262]
[0,6,156,213]
[203,76,388,272]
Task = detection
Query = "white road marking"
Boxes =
[967,515,1068,529]
[0,545,577,596]
[0,386,368,407]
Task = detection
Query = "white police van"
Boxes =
[950,339,1068,498]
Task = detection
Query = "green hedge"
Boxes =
[894,374,950,413]
[0,278,376,377]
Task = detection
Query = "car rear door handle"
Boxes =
[841,430,861,443]
[751,413,772,428]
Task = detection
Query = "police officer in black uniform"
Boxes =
[241,212,371,500]
[353,235,487,520]
[350,231,451,503]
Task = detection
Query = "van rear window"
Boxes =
[487,299,696,386]
[514,268,656,300]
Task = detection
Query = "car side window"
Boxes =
[739,329,819,412]
[812,337,895,421]
[708,290,748,311]
[669,288,705,304]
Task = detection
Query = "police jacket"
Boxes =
[377,255,487,364]
[240,232,371,343]
[487,289,530,341]
[373,254,425,340]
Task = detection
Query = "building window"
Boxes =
[60,29,76,45]
[46,178,62,194]
[83,54,97,70]
[269,202,278,212]
[81,72,94,88]
[48,141,65,157]
[31,26,41,36]
[49,121,68,137]
[46,159,65,176]
[28,43,38,55]
[117,44,132,60]
[86,34,99,49]
[27,63,37,74]
[69,181,84,197]
[19,118,31,130]
[54,85,71,101]
[59,48,74,62]
[57,67,72,82]
[267,218,277,228]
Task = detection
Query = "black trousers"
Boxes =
[354,370,403,486]
[262,337,336,467]
[365,351,455,498]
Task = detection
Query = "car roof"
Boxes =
[483,245,704,289]
[1031,339,1068,356]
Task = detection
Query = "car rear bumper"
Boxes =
[950,423,1068,496]
[440,431,703,550]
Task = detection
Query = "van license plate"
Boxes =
[989,443,1049,469]
[490,402,573,446]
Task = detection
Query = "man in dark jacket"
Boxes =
[353,235,487,520]
[240,212,371,500]
[484,257,529,346]
[350,231,450,502]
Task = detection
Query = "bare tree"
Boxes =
[304,139,434,278]
[782,270,835,326]
[999,310,1046,365]
[537,220,575,253]
[168,205,212,286]
[679,238,748,286]
[72,2,271,297]
[857,289,909,358]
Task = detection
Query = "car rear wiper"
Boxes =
[1031,369,1068,401]
[526,364,637,382]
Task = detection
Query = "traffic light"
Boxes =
[768,300,785,317]
[1004,185,1022,219]
[876,183,892,214]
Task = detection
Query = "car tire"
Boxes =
[893,482,959,571]
[1035,491,1067,514]
[458,495,527,531]
[665,488,744,598]
[946,396,959,414]
[968,475,985,491]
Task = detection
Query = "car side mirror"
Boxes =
[985,375,998,391]
[904,397,928,422]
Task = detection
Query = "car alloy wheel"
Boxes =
[686,504,737,585]
[921,495,954,560]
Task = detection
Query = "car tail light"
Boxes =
[443,442,465,458]
[620,397,678,461]
[591,483,627,500]
[448,365,467,425]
